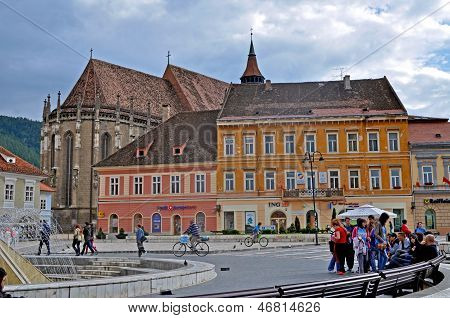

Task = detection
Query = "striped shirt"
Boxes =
[186,223,200,236]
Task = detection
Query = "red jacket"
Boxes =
[400,224,411,236]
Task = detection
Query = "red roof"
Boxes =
[409,121,450,144]
[39,182,56,192]
[0,147,46,177]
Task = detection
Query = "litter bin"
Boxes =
[447,233,450,242]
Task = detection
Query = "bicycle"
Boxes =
[244,234,269,247]
[172,235,209,257]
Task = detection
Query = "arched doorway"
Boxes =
[152,213,161,233]
[196,212,206,233]
[109,214,118,233]
[425,209,436,229]
[306,210,317,229]
[133,213,143,230]
[173,215,181,235]
[270,211,287,233]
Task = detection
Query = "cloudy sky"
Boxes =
[0,0,449,120]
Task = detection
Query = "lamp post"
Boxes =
[303,151,324,245]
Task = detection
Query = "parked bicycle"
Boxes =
[172,235,209,257]
[244,234,269,247]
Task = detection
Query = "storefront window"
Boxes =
[245,211,256,234]
[109,214,118,233]
[224,212,234,230]
[306,210,317,229]
[392,209,404,231]
[196,212,206,232]
[270,211,287,233]
[425,209,436,229]
[152,213,161,233]
[133,213,143,229]
[173,215,181,235]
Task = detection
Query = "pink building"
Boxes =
[94,110,219,235]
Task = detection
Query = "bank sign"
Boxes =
[424,198,450,204]
[157,205,197,211]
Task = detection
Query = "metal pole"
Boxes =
[310,156,319,245]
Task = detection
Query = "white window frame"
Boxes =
[388,131,399,152]
[171,175,181,194]
[327,133,338,153]
[244,171,255,192]
[368,131,379,152]
[265,171,276,191]
[134,176,143,195]
[284,134,295,154]
[305,134,316,153]
[224,172,235,192]
[224,136,235,156]
[152,175,161,195]
[243,135,255,156]
[4,182,15,202]
[110,177,119,196]
[369,169,381,190]
[422,166,433,185]
[306,171,317,190]
[264,134,275,155]
[349,170,360,189]
[195,173,206,193]
[328,169,340,189]
[40,199,47,210]
[390,168,402,189]
[25,184,34,202]
[347,132,359,152]
[285,170,296,190]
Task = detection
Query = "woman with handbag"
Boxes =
[353,218,369,274]
[374,212,390,271]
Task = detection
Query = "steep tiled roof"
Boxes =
[95,110,219,167]
[219,77,407,120]
[40,182,56,192]
[0,147,46,177]
[409,121,450,144]
[163,65,228,111]
[241,39,264,81]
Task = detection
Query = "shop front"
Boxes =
[414,194,450,234]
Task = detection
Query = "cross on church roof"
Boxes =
[90,48,93,59]
[166,50,171,65]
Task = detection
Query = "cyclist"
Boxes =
[184,219,200,248]
[252,222,262,242]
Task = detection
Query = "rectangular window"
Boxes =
[390,168,401,189]
[284,134,295,154]
[225,172,235,191]
[370,169,381,189]
[349,170,360,189]
[305,134,316,153]
[368,132,379,152]
[40,199,46,210]
[388,132,399,151]
[264,135,275,154]
[25,185,34,202]
[347,133,358,152]
[327,134,338,153]
[285,171,296,190]
[307,171,317,190]
[152,176,161,194]
[134,176,143,195]
[244,135,255,155]
[224,136,234,156]
[195,174,205,193]
[329,170,340,189]
[244,172,255,191]
[4,183,14,201]
[110,177,119,196]
[171,175,180,194]
[265,171,275,191]
[422,166,433,185]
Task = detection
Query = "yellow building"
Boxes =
[216,39,413,233]
[409,117,450,234]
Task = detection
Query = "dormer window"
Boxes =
[173,147,182,155]
[0,153,16,164]
[135,141,153,158]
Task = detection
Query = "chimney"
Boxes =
[162,104,170,122]
[265,79,272,91]
[344,75,351,90]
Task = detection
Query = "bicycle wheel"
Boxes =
[194,242,209,257]
[244,237,253,247]
[172,242,186,257]
[259,237,269,247]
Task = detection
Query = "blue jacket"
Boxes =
[136,228,145,242]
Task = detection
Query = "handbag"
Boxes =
[139,235,147,243]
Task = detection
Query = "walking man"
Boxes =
[81,222,95,255]
[136,224,146,257]
[37,220,51,255]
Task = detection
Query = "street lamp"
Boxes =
[303,151,324,245]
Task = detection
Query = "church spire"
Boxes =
[240,30,264,84]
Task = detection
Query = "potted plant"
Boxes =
[424,182,433,186]
[393,186,402,189]
[96,227,106,240]
[116,228,128,239]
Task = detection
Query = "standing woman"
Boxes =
[353,218,369,274]
[72,224,82,256]
[374,212,390,271]
[367,215,377,272]
[331,219,347,275]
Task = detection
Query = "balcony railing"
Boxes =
[283,188,344,198]
[414,185,450,192]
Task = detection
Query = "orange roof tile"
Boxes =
[0,147,46,177]
[409,121,450,144]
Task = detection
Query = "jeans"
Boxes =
[328,255,338,271]
[378,249,388,270]
[72,239,81,255]
[38,239,50,255]
[81,240,94,254]
[345,244,355,270]
[357,253,368,274]
[369,248,377,272]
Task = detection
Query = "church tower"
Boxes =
[240,32,265,84]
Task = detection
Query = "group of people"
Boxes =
[329,214,439,275]
[72,222,98,256]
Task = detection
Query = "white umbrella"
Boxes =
[338,204,397,219]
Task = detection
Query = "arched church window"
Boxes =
[101,133,111,160]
